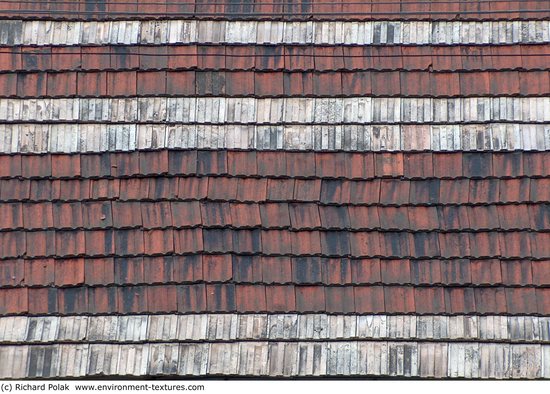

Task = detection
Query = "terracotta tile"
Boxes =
[409,232,440,258]
[237,178,267,202]
[195,71,225,95]
[118,286,148,313]
[173,255,203,282]
[256,46,284,70]
[524,152,549,177]
[497,204,531,230]
[0,155,22,177]
[320,180,350,204]
[530,179,550,203]
[292,231,322,255]
[50,154,80,178]
[198,151,229,175]
[200,201,231,226]
[384,286,415,313]
[520,71,550,95]
[410,259,442,285]
[379,259,410,284]
[106,71,137,96]
[469,232,501,258]
[54,258,85,286]
[208,177,238,200]
[196,46,225,69]
[26,231,55,257]
[375,153,403,177]
[286,152,315,178]
[140,201,171,229]
[143,256,174,284]
[110,46,139,69]
[82,201,112,229]
[168,151,197,175]
[343,47,372,70]
[433,153,463,178]
[47,72,78,96]
[206,283,236,312]
[144,229,174,254]
[226,46,255,70]
[80,153,111,178]
[115,229,145,256]
[371,71,400,96]
[288,203,319,229]
[174,228,203,253]
[137,71,166,95]
[147,177,177,200]
[500,260,531,286]
[262,256,292,284]
[177,284,207,312]
[27,288,56,314]
[321,258,352,285]
[202,254,232,282]
[0,73,17,96]
[460,71,490,96]
[469,179,499,204]
[227,151,257,177]
[400,71,431,96]
[532,260,550,285]
[491,71,520,95]
[0,202,22,229]
[380,232,410,257]
[236,285,267,312]
[292,257,322,284]
[165,70,196,95]
[350,180,380,204]
[415,287,446,314]
[283,72,314,95]
[499,178,530,203]
[111,201,141,228]
[470,259,502,285]
[354,286,385,313]
[437,259,467,284]
[111,152,140,177]
[379,179,410,205]
[467,205,499,230]
[261,230,292,255]
[139,151,168,175]
[342,71,372,95]
[266,285,296,312]
[225,71,254,95]
[499,232,532,258]
[536,289,550,315]
[56,230,85,257]
[315,152,347,178]
[81,47,108,70]
[267,179,295,201]
[293,179,321,202]
[285,47,314,71]
[84,287,115,314]
[379,206,409,229]
[351,258,381,284]
[24,258,53,286]
[409,179,440,204]
[139,45,168,69]
[444,288,476,314]
[408,207,439,230]
[322,231,351,256]
[89,179,119,200]
[463,153,493,178]
[255,72,284,96]
[314,72,342,96]
[77,71,107,96]
[318,206,350,229]
[17,73,47,97]
[348,206,380,230]
[147,286,178,313]
[350,232,381,257]
[170,201,201,227]
[401,46,432,70]
[257,151,286,177]
[403,153,433,179]
[295,286,325,312]
[85,230,115,256]
[115,257,144,285]
[0,259,24,286]
[439,179,468,204]
[231,255,261,283]
[58,287,88,314]
[203,228,233,252]
[325,287,355,313]
[22,154,51,178]
[85,257,115,285]
[439,233,471,259]
[506,288,538,314]
[230,202,261,228]
[2,179,31,200]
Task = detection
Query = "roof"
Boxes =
[0,0,549,379]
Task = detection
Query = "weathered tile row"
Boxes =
[0,284,549,315]
[2,123,549,153]
[3,70,550,98]
[2,0,548,21]
[2,44,548,73]
[0,228,547,260]
[0,341,548,378]
[1,202,547,232]
[0,97,549,123]
[2,20,549,46]
[1,314,549,344]
[2,255,549,288]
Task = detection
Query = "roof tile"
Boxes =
[147,285,178,313]
[56,230,85,257]
[410,259,442,285]
[58,287,88,314]
[415,287,446,314]
[208,177,238,200]
[26,230,55,257]
[351,258,381,284]
[267,179,295,201]
[296,286,326,312]
[230,203,262,228]
[85,257,115,286]
[293,257,322,284]
[236,285,267,312]
[24,258,54,286]
[143,256,174,284]
[266,285,296,312]
[325,287,355,313]
[82,201,112,229]
[144,229,174,254]
[118,286,148,314]
[445,288,476,314]
[237,178,267,202]
[379,179,410,205]
[322,257,352,285]
[232,255,262,283]
[173,255,203,283]
[350,180,380,204]
[0,155,22,177]
[291,231,322,255]
[261,230,292,255]
[354,286,385,313]
[177,284,207,313]
[201,202,232,226]
[260,202,291,228]
[54,258,85,286]
[0,202,23,229]
[262,256,293,284]
[227,151,257,176]
[506,288,538,314]
[206,283,236,312]
[384,286,415,313]
[51,154,81,178]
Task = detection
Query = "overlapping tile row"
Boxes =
[1,44,548,73]
[1,3,550,21]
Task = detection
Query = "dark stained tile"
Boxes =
[379,179,410,205]
[409,179,440,204]
[90,179,120,200]
[463,153,493,178]
[470,259,502,285]
[349,180,380,204]
[530,179,550,203]
[350,232,381,257]
[379,207,409,229]
[500,259,533,286]
[0,231,25,258]
[137,71,166,95]
[267,179,295,201]
[80,153,111,178]
[0,155,22,177]
[322,258,352,285]
[497,204,531,230]
[505,288,538,314]
[351,258,381,284]
[170,201,202,227]
[320,179,351,204]
[469,179,499,204]
[26,230,55,257]
[256,46,284,70]
[499,232,532,258]
[257,151,286,177]
[295,286,325,312]
[444,288,476,314]
[409,233,440,258]
[55,230,85,257]
[143,256,174,284]
[168,151,197,175]
[114,257,144,284]
[82,201,112,229]
[499,178,530,203]
[174,228,203,253]
[536,289,550,315]
[230,202,262,228]
[410,259,442,285]
[88,287,118,314]
[468,232,501,258]
[58,287,88,314]
[325,287,355,313]
[232,229,261,253]
[319,206,350,229]
[262,256,292,284]
[112,201,142,228]
[285,152,315,178]
[206,284,236,312]
[381,259,411,284]
[111,152,140,177]
[492,152,524,177]
[85,257,115,286]
[291,230,322,255]
[415,287,446,314]
[349,206,380,229]
[292,257,322,284]
[201,202,232,226]
[288,203,319,229]
[177,284,207,312]
[284,47,314,71]
[147,286,178,313]
[313,72,342,96]
[203,228,233,252]
[294,179,321,202]
[232,255,262,283]
[261,230,292,255]
[77,71,107,96]
[54,258,85,286]
[371,71,400,96]
[441,259,471,285]
[0,202,23,229]
[27,288,56,314]
[227,151,257,176]
[260,202,290,228]
[354,286,385,313]
[439,233,471,258]
[341,70,372,95]
[384,286,415,313]
[195,71,225,95]
[84,230,115,256]
[197,151,227,175]
[523,152,549,177]
[173,255,203,283]
[177,177,208,200]
[237,178,267,202]
[532,260,550,285]
[22,154,51,178]
[266,285,296,312]
[0,259,24,287]
[114,229,144,256]
[236,285,267,312]
[283,72,313,95]
[117,286,148,313]
[374,153,404,177]
[379,232,410,257]
[467,205,499,230]
[207,177,238,201]
[17,73,47,97]
[439,179,469,204]
[139,151,168,175]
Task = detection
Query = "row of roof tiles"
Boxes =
[2,44,548,73]
[1,201,548,232]
[3,1,548,21]
[2,256,549,288]
[1,284,550,315]
[0,177,548,205]
[1,20,549,46]
[3,314,550,343]
[1,151,548,179]
[0,228,548,259]
[2,70,550,97]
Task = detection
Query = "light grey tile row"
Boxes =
[1,123,548,153]
[1,315,549,344]
[0,342,548,378]
[1,20,549,46]
[0,97,549,123]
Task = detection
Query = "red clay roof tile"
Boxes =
[322,257,352,285]
[206,283,236,312]
[501,260,533,286]
[173,255,203,283]
[262,256,293,284]
[325,286,355,313]
[410,259,442,285]
[292,257,323,284]
[147,285,178,313]
[351,258,382,284]
[55,258,85,286]
[230,203,262,227]
[354,286,385,313]
[85,257,115,286]
[266,285,296,312]
[177,284,207,313]
[296,286,326,312]
[232,255,262,283]
[236,284,267,312]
